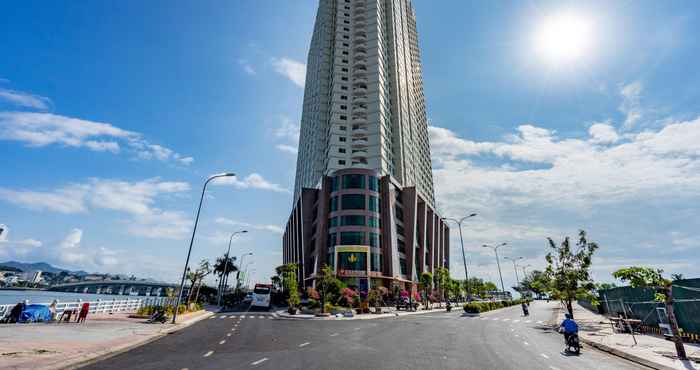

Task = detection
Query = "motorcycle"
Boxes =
[560,328,581,355]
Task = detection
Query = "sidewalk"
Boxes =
[0,309,214,370]
[555,302,700,370]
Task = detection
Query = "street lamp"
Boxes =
[521,264,532,278]
[504,256,525,288]
[442,213,477,301]
[236,253,253,291]
[482,243,508,295]
[173,172,235,324]
[218,230,248,307]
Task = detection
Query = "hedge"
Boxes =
[463,299,528,314]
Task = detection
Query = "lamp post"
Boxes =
[236,253,253,291]
[242,260,254,290]
[482,243,508,296]
[172,172,235,324]
[504,256,525,289]
[521,264,532,278]
[442,213,477,301]
[218,230,248,307]
[246,269,257,290]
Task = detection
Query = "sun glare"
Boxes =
[534,12,594,65]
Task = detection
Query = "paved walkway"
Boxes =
[556,302,700,370]
[0,309,214,370]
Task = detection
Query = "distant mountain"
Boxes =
[0,261,88,276]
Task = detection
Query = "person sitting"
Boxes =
[5,301,26,323]
[560,313,579,344]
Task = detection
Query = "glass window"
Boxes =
[369,176,379,191]
[399,258,407,275]
[329,217,339,227]
[342,174,365,189]
[371,252,382,272]
[395,205,404,221]
[367,216,379,228]
[397,239,406,254]
[331,177,339,192]
[340,231,364,245]
[369,232,380,248]
[327,233,337,249]
[368,195,379,212]
[330,196,338,212]
[341,215,365,226]
[396,224,405,236]
[338,252,366,271]
[341,194,365,210]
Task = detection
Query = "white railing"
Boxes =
[0,296,171,320]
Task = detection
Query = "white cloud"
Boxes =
[275,144,298,154]
[619,81,643,130]
[588,121,619,144]
[215,217,284,234]
[0,111,193,164]
[270,57,306,88]
[0,89,51,110]
[215,173,290,193]
[238,59,256,75]
[0,225,42,248]
[0,178,192,240]
[59,228,82,249]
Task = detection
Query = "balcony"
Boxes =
[352,95,367,103]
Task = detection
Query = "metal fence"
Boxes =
[0,296,172,320]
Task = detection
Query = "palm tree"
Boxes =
[214,256,237,296]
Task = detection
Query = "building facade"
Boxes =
[284,0,447,292]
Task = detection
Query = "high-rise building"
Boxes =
[284,0,448,294]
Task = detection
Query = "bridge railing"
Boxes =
[0,296,172,320]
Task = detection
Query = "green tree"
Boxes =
[544,230,599,318]
[434,267,450,307]
[446,278,464,301]
[612,267,687,360]
[419,272,433,309]
[213,256,237,295]
[278,263,300,312]
[517,270,549,299]
[317,264,341,314]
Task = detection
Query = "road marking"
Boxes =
[299,342,310,347]
[231,328,236,331]
[523,341,529,346]
[354,327,360,330]
[219,340,226,345]
[537,320,543,324]
[227,333,231,337]
[549,366,561,370]
[219,316,226,319]
[241,315,246,318]
[203,350,214,357]
[268,317,273,319]
[330,333,339,337]
[513,320,520,323]
[209,317,215,320]
[502,318,510,321]
[492,318,499,321]
[515,334,520,338]
[251,358,268,365]
[540,353,550,359]
[526,320,532,323]
[258,316,265,319]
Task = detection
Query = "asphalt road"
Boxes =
[81,301,644,370]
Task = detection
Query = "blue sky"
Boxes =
[1,0,699,289]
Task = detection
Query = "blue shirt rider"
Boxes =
[560,313,579,343]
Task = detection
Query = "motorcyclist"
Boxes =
[521,302,529,316]
[560,313,579,345]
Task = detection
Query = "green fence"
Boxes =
[593,278,700,337]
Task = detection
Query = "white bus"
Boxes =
[251,283,272,309]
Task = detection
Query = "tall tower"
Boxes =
[284,0,448,293]
[293,0,435,207]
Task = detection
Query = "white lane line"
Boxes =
[513,320,520,323]
[526,320,532,323]
[241,315,246,318]
[502,318,510,321]
[251,358,268,366]
[299,342,310,347]
[515,334,520,338]
[227,333,232,337]
[219,340,226,345]
[523,341,529,346]
[330,333,339,337]
[540,353,550,359]
[203,350,214,357]
[258,316,264,319]
[354,327,360,330]
[537,320,543,324]
[492,318,499,321]
[219,316,226,319]
[549,366,561,370]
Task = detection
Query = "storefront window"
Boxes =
[341,215,365,226]
[340,231,365,245]
[341,194,365,210]
[342,174,365,189]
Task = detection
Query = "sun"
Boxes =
[534,12,594,65]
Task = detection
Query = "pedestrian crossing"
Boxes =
[211,313,277,320]
[477,316,547,326]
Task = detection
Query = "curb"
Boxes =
[59,310,215,370]
[275,307,449,321]
[579,337,676,370]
